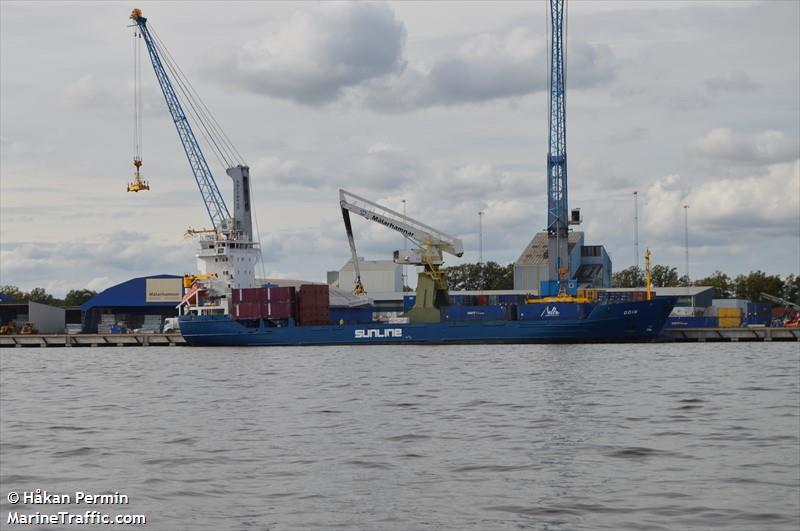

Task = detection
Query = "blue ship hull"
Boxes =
[179,298,676,346]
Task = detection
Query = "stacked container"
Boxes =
[717,307,742,328]
[231,286,297,320]
[298,284,330,325]
[262,287,297,319]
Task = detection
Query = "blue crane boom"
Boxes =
[130,9,231,232]
[546,0,570,285]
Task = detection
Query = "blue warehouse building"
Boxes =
[81,275,183,333]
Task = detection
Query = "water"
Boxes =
[1,343,798,530]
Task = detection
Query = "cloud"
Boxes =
[0,231,197,296]
[642,160,800,243]
[607,126,648,145]
[63,74,163,117]
[704,70,760,94]
[208,3,406,105]
[251,156,329,190]
[359,27,618,111]
[204,4,618,111]
[690,128,797,164]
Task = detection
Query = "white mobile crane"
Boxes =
[339,189,464,323]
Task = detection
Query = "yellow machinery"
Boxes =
[127,159,149,192]
[183,273,217,289]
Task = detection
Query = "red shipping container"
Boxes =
[233,302,262,319]
[475,295,489,305]
[262,301,296,319]
[265,286,296,303]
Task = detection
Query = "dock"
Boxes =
[664,327,799,342]
[0,328,798,347]
[0,333,186,348]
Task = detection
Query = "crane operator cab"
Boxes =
[127,159,150,192]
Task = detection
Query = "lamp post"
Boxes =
[402,199,407,289]
[478,211,484,264]
[683,204,690,281]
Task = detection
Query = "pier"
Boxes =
[664,327,799,342]
[0,328,798,347]
[0,333,186,348]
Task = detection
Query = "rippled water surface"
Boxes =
[2,343,799,530]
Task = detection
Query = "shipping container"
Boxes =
[475,295,489,306]
[718,317,741,328]
[330,306,374,325]
[403,295,416,312]
[712,299,749,311]
[441,305,515,321]
[518,303,587,321]
[233,302,262,319]
[746,303,771,318]
[262,301,296,319]
[665,316,718,328]
[717,307,742,318]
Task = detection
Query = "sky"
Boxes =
[1,0,798,296]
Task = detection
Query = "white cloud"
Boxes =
[642,160,800,241]
[359,26,618,111]
[690,128,797,164]
[704,70,760,94]
[0,232,197,297]
[208,2,406,105]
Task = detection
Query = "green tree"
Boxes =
[651,264,680,287]
[782,274,800,305]
[445,262,514,291]
[63,289,97,306]
[26,287,59,305]
[612,266,645,288]
[734,270,784,302]
[0,285,26,302]
[694,271,734,298]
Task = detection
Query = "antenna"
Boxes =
[633,191,639,271]
[478,211,484,264]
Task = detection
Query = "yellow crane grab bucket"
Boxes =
[127,159,150,192]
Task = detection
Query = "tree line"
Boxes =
[0,286,97,307]
[612,266,799,304]
[443,262,799,305]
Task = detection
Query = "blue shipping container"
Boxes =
[403,295,416,312]
[746,303,771,318]
[665,316,717,328]
[518,303,586,321]
[330,306,374,325]
[441,305,514,321]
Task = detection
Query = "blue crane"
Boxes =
[130,9,232,233]
[546,0,573,291]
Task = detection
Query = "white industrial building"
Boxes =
[331,259,404,294]
[513,231,612,290]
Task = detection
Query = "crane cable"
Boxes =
[148,24,245,168]
[133,26,142,165]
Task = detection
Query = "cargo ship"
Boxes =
[129,7,676,347]
[177,284,676,346]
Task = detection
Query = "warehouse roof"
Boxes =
[516,231,583,266]
[81,275,182,311]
